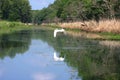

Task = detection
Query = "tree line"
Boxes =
[32,0,120,24]
[0,0,31,23]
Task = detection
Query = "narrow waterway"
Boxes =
[0,28,120,80]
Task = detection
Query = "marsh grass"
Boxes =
[0,21,32,34]
[58,20,120,34]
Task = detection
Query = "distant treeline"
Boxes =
[0,0,31,23]
[32,0,120,24]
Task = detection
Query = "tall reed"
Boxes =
[58,20,120,33]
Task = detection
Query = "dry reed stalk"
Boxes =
[58,20,120,33]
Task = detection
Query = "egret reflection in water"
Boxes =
[53,52,64,61]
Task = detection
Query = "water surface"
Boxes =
[0,29,120,80]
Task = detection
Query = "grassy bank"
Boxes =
[0,21,32,34]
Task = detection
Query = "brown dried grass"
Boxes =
[58,20,120,33]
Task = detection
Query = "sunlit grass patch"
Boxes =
[100,32,120,40]
[0,21,32,34]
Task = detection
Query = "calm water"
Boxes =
[0,29,120,80]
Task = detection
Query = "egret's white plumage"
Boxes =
[53,52,64,61]
[54,28,65,37]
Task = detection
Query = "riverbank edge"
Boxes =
[0,21,33,35]
[1,20,120,40]
[42,23,120,40]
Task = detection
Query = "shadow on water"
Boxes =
[0,28,120,80]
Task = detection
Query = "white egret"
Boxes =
[54,28,65,37]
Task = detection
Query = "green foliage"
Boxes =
[32,7,57,24]
[114,0,120,18]
[32,0,120,24]
[0,0,31,23]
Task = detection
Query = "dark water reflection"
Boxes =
[0,29,120,80]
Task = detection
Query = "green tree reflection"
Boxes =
[0,30,32,59]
